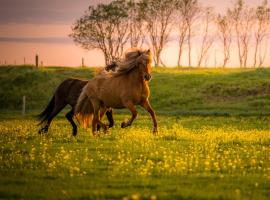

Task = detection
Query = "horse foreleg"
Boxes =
[66,110,77,136]
[140,100,158,134]
[121,102,137,128]
[106,108,114,128]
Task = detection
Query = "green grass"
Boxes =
[0,114,269,199]
[0,65,95,110]
[0,66,270,199]
[0,66,270,115]
[150,67,270,115]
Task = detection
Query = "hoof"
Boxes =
[153,128,158,135]
[92,132,100,138]
[38,128,47,134]
[121,122,128,128]
[72,127,77,136]
[72,131,77,136]
[97,124,101,131]
[103,125,109,133]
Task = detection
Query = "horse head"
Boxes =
[111,48,153,81]
[137,49,152,81]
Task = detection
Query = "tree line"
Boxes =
[70,0,270,68]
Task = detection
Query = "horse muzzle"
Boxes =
[144,74,152,81]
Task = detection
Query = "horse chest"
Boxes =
[130,82,149,104]
[140,83,150,101]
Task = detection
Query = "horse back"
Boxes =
[55,78,88,107]
[99,75,149,108]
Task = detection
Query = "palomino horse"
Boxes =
[75,48,158,135]
[37,62,117,136]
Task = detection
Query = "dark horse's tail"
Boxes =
[37,95,55,125]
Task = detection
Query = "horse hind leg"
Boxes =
[97,107,113,131]
[39,120,51,134]
[66,110,77,136]
[38,124,49,134]
[92,117,98,135]
[91,100,108,135]
[94,115,109,133]
[92,117,107,136]
[39,102,66,134]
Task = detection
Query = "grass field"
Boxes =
[1,66,270,115]
[0,66,270,199]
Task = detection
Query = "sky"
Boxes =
[0,0,268,67]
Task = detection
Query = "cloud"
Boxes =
[0,0,111,24]
[0,0,259,25]
[0,37,72,44]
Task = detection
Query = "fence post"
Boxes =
[82,57,85,67]
[214,49,217,68]
[35,54,39,68]
[24,57,26,65]
[22,96,26,116]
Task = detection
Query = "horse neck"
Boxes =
[127,67,144,86]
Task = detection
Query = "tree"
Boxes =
[228,0,254,68]
[175,1,189,67]
[216,14,233,68]
[70,0,130,65]
[196,7,214,67]
[253,0,270,67]
[140,0,176,67]
[127,0,147,48]
[176,0,200,67]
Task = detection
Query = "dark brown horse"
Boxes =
[37,63,117,136]
[75,48,158,135]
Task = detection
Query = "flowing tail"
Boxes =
[75,85,94,128]
[37,95,55,125]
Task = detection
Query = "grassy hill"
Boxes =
[0,65,270,115]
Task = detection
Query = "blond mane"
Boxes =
[112,48,152,77]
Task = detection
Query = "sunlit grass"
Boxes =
[1,66,270,116]
[0,115,269,199]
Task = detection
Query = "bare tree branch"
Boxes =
[254,0,270,67]
[228,0,255,68]
[216,13,233,68]
[140,0,176,67]
[197,7,215,67]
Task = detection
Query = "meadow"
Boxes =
[0,66,270,199]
